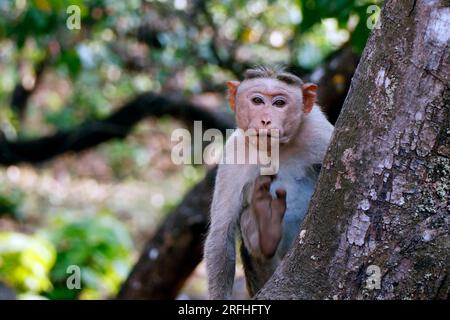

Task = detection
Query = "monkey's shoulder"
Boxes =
[278,149,322,175]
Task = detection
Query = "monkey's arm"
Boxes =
[204,164,246,299]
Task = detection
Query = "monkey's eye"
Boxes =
[252,97,264,105]
[273,99,286,107]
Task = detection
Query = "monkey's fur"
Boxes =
[204,66,334,299]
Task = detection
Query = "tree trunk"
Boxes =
[257,0,449,299]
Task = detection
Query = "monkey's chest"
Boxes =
[268,166,318,256]
[239,162,319,259]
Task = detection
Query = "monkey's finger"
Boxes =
[275,188,286,199]
[253,189,272,203]
[252,184,272,203]
[254,198,271,214]
[256,174,277,183]
[255,176,272,192]
[255,175,273,185]
[272,198,286,214]
[272,189,287,222]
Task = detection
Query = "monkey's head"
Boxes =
[227,66,317,145]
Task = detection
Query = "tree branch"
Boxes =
[10,57,48,121]
[0,93,234,166]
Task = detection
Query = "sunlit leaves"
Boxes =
[56,48,82,78]
[298,0,382,54]
[0,232,56,294]
[0,215,132,299]
[45,215,133,299]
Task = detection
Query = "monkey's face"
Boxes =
[234,78,305,145]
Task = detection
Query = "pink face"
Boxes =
[234,78,305,145]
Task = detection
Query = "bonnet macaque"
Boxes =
[204,66,334,299]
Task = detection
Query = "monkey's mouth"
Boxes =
[248,129,281,139]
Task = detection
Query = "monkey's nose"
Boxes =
[261,119,271,126]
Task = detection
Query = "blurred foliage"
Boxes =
[102,140,139,178]
[45,214,133,299]
[0,0,382,137]
[0,214,132,300]
[0,232,56,296]
[298,0,376,53]
[0,189,24,219]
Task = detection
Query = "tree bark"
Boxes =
[257,0,449,299]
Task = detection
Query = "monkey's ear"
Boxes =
[302,83,318,114]
[227,81,240,112]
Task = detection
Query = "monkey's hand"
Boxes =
[251,175,286,259]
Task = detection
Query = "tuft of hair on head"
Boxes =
[243,65,304,86]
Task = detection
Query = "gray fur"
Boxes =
[204,106,333,299]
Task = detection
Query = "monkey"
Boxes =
[204,66,334,299]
